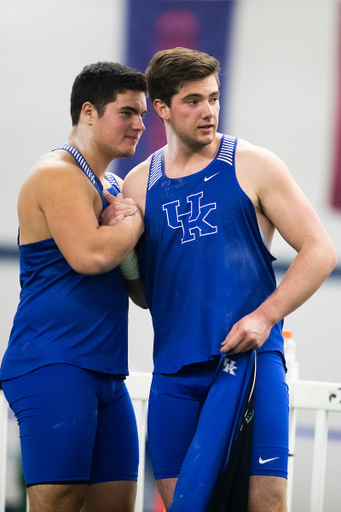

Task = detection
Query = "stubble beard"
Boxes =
[180,131,214,152]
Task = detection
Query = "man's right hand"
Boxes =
[101,190,138,226]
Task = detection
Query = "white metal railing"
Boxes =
[126,372,152,512]
[1,368,341,512]
[286,367,341,512]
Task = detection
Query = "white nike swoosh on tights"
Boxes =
[258,456,280,464]
[204,172,220,181]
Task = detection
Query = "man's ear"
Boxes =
[153,99,170,121]
[80,102,96,125]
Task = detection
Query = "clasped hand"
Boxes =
[101,190,138,225]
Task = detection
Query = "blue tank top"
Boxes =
[139,135,284,374]
[0,146,129,380]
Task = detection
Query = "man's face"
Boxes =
[166,75,220,149]
[95,90,147,159]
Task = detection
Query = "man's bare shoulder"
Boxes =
[21,152,71,189]
[21,150,89,198]
[123,156,152,192]
[19,149,98,223]
[126,155,152,181]
[123,155,153,211]
[31,150,78,176]
[18,151,87,245]
[236,138,268,159]
[234,137,295,222]
[236,138,284,169]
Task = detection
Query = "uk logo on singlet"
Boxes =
[162,192,217,244]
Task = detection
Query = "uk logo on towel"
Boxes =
[222,358,238,376]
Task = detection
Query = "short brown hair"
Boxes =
[145,47,220,107]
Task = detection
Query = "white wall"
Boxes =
[0,0,127,244]
[227,0,341,258]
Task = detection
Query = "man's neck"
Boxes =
[163,133,222,178]
[68,128,109,180]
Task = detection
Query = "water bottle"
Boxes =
[283,330,296,364]
[283,330,299,386]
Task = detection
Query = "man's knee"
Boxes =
[27,482,88,512]
[248,475,287,512]
[156,478,177,511]
[82,480,137,512]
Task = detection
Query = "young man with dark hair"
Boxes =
[0,61,147,512]
[121,47,336,511]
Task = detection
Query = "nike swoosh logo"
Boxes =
[204,172,220,181]
[258,456,280,464]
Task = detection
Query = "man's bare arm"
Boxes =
[18,158,144,275]
[221,144,337,354]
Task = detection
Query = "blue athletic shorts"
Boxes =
[148,351,289,480]
[1,364,139,486]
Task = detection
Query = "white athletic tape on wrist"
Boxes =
[119,249,140,280]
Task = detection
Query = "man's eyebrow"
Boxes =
[119,105,147,115]
[119,106,139,113]
[182,93,201,100]
[181,91,220,101]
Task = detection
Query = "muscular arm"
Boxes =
[221,141,337,354]
[122,159,150,215]
[18,155,144,275]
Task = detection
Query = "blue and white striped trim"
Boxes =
[59,144,98,188]
[104,171,120,189]
[148,148,163,190]
[217,135,235,166]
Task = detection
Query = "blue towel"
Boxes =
[169,350,256,512]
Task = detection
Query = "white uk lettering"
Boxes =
[162,192,217,244]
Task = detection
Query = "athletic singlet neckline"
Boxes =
[160,134,226,182]
[150,135,271,254]
[55,144,104,195]
[54,144,120,212]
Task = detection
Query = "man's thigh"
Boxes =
[3,364,99,485]
[89,374,139,484]
[147,359,219,480]
[2,364,138,486]
[251,351,289,479]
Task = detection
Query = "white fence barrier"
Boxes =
[287,371,341,512]
[1,369,341,512]
[126,372,152,512]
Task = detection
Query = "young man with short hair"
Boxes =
[0,61,147,512]
[122,48,337,511]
